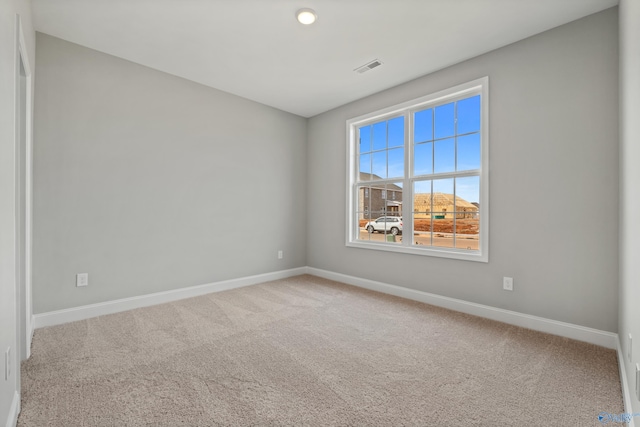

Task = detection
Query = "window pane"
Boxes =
[433,178,453,193]
[383,182,403,244]
[359,153,371,179]
[356,206,372,240]
[358,186,371,215]
[457,133,480,171]
[413,181,432,246]
[455,231,479,250]
[372,151,386,178]
[435,102,455,139]
[359,125,371,153]
[361,196,401,243]
[456,176,480,207]
[433,178,454,214]
[414,142,432,176]
[386,182,403,215]
[413,181,431,214]
[456,95,481,134]
[388,148,404,179]
[414,108,433,143]
[454,215,479,249]
[373,121,387,151]
[434,138,455,173]
[414,180,431,195]
[388,117,404,148]
[356,185,372,241]
[370,183,386,216]
[432,179,454,248]
[454,176,479,250]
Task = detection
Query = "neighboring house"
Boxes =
[358,173,403,219]
[414,193,479,219]
[358,172,477,220]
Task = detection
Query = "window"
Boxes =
[346,78,488,262]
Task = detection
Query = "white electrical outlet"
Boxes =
[629,334,633,363]
[4,347,10,381]
[503,277,513,291]
[76,273,89,287]
[278,250,283,259]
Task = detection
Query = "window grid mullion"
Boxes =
[430,180,434,247]
[453,100,458,249]
[385,120,389,181]
[412,169,480,181]
[404,111,411,248]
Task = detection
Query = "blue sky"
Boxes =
[359,95,481,204]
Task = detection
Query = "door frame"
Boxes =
[15,13,33,362]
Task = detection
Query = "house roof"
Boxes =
[359,173,403,192]
[414,193,478,210]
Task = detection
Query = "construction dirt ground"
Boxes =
[359,218,479,234]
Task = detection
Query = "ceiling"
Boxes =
[31,0,618,118]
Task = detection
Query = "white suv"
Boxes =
[364,216,403,235]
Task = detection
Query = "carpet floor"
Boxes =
[19,275,623,426]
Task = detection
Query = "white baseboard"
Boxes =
[28,266,629,424]
[26,316,34,359]
[306,267,618,349]
[5,391,19,427]
[33,265,618,350]
[33,267,307,329]
[617,336,637,427]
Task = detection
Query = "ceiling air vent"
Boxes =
[354,59,383,74]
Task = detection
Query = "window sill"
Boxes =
[346,239,488,262]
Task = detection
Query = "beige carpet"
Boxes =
[19,275,623,426]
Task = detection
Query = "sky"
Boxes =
[359,95,481,204]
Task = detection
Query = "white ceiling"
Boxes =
[31,0,618,118]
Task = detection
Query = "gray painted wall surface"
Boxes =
[33,10,621,332]
[33,33,307,313]
[307,9,619,332]
[619,0,640,414]
[0,0,35,423]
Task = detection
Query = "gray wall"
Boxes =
[619,0,640,414]
[307,9,619,332]
[33,10,621,334]
[33,33,307,314]
[0,0,35,423]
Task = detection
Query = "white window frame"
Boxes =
[346,77,489,262]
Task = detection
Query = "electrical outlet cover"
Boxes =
[76,273,89,287]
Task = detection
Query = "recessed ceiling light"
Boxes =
[296,8,317,25]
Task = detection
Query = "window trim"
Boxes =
[345,77,489,262]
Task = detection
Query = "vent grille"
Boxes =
[355,59,383,74]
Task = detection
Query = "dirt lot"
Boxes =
[359,218,478,235]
